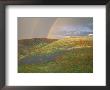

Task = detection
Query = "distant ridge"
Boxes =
[18,38,58,46]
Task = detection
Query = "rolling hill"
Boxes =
[18,36,93,73]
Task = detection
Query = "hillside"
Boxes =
[18,36,93,73]
[38,36,92,55]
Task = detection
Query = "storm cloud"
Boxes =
[18,17,93,39]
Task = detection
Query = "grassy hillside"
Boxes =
[18,36,93,73]
[18,38,57,60]
[38,36,92,55]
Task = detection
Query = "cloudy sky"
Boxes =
[18,17,93,39]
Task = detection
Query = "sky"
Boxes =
[18,17,93,40]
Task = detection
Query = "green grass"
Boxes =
[18,38,57,60]
[18,48,93,73]
[18,36,93,73]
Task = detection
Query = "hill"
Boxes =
[18,36,93,73]
[35,36,93,55]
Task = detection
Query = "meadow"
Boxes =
[18,36,93,73]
